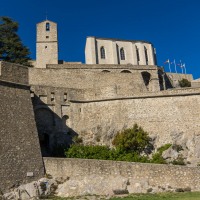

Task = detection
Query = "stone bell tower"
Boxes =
[36,20,58,68]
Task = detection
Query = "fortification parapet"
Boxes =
[0,61,29,85]
[0,62,44,193]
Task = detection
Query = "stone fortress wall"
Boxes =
[0,62,44,193]
[30,73,200,164]
[68,89,200,164]
[1,18,200,195]
[44,158,200,196]
[29,64,161,100]
[30,19,199,163]
[166,73,193,87]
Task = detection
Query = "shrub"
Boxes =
[65,145,111,160]
[171,154,186,165]
[179,78,191,87]
[172,144,183,152]
[112,124,152,154]
[65,144,150,163]
[151,152,166,164]
[151,144,171,164]
[157,143,172,153]
[65,124,167,164]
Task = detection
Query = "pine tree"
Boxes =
[0,16,31,66]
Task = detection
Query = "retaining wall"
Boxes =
[44,158,200,195]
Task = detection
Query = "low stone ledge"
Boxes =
[43,158,200,195]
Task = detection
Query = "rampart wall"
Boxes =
[66,89,200,163]
[46,64,158,70]
[0,62,44,193]
[29,69,147,96]
[44,158,200,196]
[29,66,160,99]
[0,61,28,84]
[166,73,193,87]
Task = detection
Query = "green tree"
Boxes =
[0,16,31,66]
[112,124,152,154]
[179,78,191,87]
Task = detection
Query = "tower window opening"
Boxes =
[51,92,55,101]
[46,22,50,31]
[64,93,67,101]
[46,36,49,39]
[100,46,106,59]
[45,46,47,49]
[136,46,140,62]
[120,48,125,60]
[144,47,148,65]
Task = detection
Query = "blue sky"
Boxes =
[1,0,200,78]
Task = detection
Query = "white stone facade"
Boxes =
[85,37,156,65]
[36,20,58,68]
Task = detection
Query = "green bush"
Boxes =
[178,78,191,87]
[157,143,172,153]
[65,145,111,160]
[151,152,166,164]
[65,124,152,163]
[151,144,171,164]
[65,124,170,165]
[65,144,150,163]
[112,124,152,154]
[171,154,186,165]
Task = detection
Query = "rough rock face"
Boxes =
[2,178,58,200]
[1,175,193,199]
[159,132,200,166]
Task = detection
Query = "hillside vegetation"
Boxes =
[64,124,186,165]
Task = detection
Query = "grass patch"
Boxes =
[48,192,200,200]
[110,192,200,200]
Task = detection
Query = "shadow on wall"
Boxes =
[141,71,151,91]
[31,95,78,157]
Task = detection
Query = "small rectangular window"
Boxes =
[46,22,50,31]
[100,47,106,59]
[51,92,55,101]
[64,93,67,101]
[136,47,140,62]
[144,47,148,65]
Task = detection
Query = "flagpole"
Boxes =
[174,59,177,73]
[169,60,171,73]
[180,60,183,74]
[184,63,186,74]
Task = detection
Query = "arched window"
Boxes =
[100,46,105,59]
[144,47,148,65]
[102,70,110,73]
[46,22,50,31]
[136,46,140,62]
[141,71,151,90]
[120,48,125,60]
[121,70,131,73]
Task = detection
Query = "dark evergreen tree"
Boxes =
[0,16,31,66]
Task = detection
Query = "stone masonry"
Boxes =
[0,61,44,193]
[44,158,200,197]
